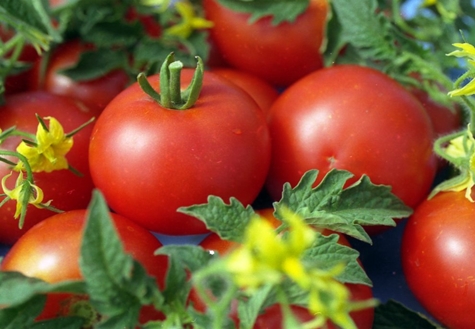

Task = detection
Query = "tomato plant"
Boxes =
[197,209,375,329]
[0,208,168,325]
[88,55,271,235]
[265,65,437,213]
[0,91,96,245]
[401,191,475,329]
[28,40,130,115]
[202,0,329,87]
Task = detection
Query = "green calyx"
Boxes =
[137,52,204,110]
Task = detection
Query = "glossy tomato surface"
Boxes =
[29,40,130,114]
[265,65,437,211]
[211,68,280,113]
[203,0,328,87]
[0,91,96,245]
[401,191,475,329]
[0,209,168,324]
[89,69,271,235]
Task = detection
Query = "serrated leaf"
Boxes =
[274,169,412,244]
[79,190,163,329]
[373,300,442,329]
[330,0,397,60]
[0,271,86,307]
[178,196,257,242]
[216,0,309,25]
[303,233,371,286]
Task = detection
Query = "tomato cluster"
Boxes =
[0,1,471,328]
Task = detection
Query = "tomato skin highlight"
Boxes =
[0,209,168,324]
[265,65,437,212]
[89,69,271,235]
[401,191,475,329]
[203,0,328,87]
[0,91,96,245]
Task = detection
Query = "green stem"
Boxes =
[137,52,204,110]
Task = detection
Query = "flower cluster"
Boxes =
[225,210,361,329]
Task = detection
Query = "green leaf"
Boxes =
[0,271,86,307]
[274,169,412,244]
[216,0,309,25]
[0,294,46,329]
[31,317,86,329]
[373,300,442,329]
[178,196,257,242]
[79,190,164,329]
[330,0,396,61]
[155,244,214,305]
[58,48,130,81]
[303,233,371,286]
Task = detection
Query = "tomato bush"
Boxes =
[89,63,271,235]
[202,0,329,87]
[401,191,475,329]
[0,209,168,325]
[265,65,438,212]
[0,91,96,245]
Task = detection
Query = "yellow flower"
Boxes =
[14,117,73,173]
[447,43,475,97]
[226,210,317,291]
[422,0,437,6]
[442,129,475,201]
[1,171,48,219]
[164,1,214,39]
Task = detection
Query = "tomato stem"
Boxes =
[138,52,204,110]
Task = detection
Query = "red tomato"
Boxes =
[265,65,437,213]
[0,91,96,245]
[202,0,329,87]
[401,191,475,329]
[197,209,374,328]
[88,69,271,235]
[0,209,168,325]
[29,40,130,115]
[211,68,280,113]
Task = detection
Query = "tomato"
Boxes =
[88,68,271,235]
[196,208,374,328]
[265,65,437,213]
[211,68,280,113]
[0,91,96,245]
[0,209,168,325]
[202,0,329,87]
[28,40,130,115]
[401,191,475,329]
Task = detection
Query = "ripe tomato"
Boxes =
[401,191,475,329]
[211,68,280,113]
[202,0,329,87]
[28,40,130,115]
[0,209,168,325]
[197,208,374,328]
[265,65,437,212]
[88,68,271,235]
[0,91,96,245]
